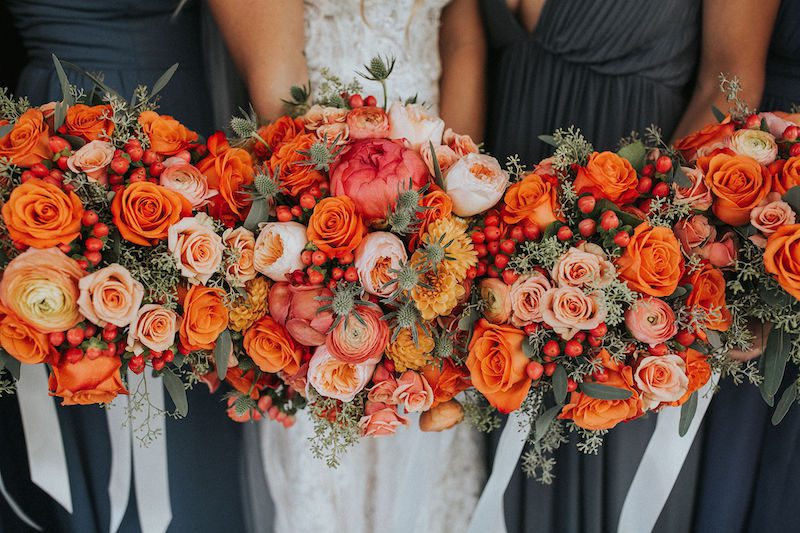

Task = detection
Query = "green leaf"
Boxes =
[53,101,68,131]
[61,134,86,150]
[534,404,561,442]
[0,124,12,138]
[214,329,232,380]
[429,141,445,189]
[151,63,179,98]
[522,338,538,359]
[52,54,74,106]
[244,198,269,232]
[552,365,568,405]
[595,199,643,228]
[671,166,692,188]
[617,141,646,172]
[679,390,698,437]
[711,105,726,123]
[705,329,722,349]
[538,134,559,148]
[61,60,122,99]
[759,328,792,404]
[783,186,800,214]
[0,349,20,380]
[772,384,797,425]
[580,382,633,400]
[161,368,188,417]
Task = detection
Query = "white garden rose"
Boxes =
[354,231,408,297]
[253,221,308,282]
[388,101,445,151]
[443,153,509,217]
[727,129,778,165]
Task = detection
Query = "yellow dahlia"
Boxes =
[228,277,270,332]
[411,268,465,321]
[419,216,477,281]
[386,325,435,372]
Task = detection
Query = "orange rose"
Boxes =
[49,351,127,405]
[775,156,800,195]
[0,108,52,167]
[307,196,366,257]
[243,315,304,375]
[268,133,326,197]
[0,304,51,364]
[255,115,305,157]
[666,348,711,407]
[675,119,735,161]
[2,178,83,248]
[701,153,772,226]
[180,286,229,351]
[559,349,642,430]
[419,399,465,432]
[421,359,470,407]
[502,172,561,230]
[574,151,639,204]
[197,132,254,220]
[415,188,453,244]
[225,366,270,399]
[686,262,731,333]
[764,224,800,300]
[111,181,191,246]
[616,223,684,297]
[466,319,531,413]
[138,110,198,155]
[64,104,114,141]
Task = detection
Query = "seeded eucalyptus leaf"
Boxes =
[552,365,568,405]
[53,101,67,131]
[61,134,86,150]
[151,63,179,97]
[772,384,797,425]
[711,105,726,123]
[758,283,795,310]
[52,54,74,106]
[538,135,559,148]
[429,141,445,189]
[783,186,800,214]
[671,166,692,188]
[617,141,646,172]
[0,349,20,380]
[759,328,792,404]
[161,368,188,417]
[679,390,698,437]
[705,329,722,349]
[61,60,121,98]
[0,124,12,138]
[214,329,232,380]
[522,339,538,359]
[580,382,633,400]
[244,198,270,232]
[534,404,562,442]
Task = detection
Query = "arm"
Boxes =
[438,0,486,141]
[208,0,308,121]
[671,0,779,140]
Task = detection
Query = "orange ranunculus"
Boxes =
[701,153,772,226]
[138,110,198,156]
[49,351,127,405]
[243,315,304,375]
[110,181,191,246]
[776,156,800,195]
[268,133,326,197]
[666,348,711,407]
[0,304,51,364]
[686,262,731,333]
[197,132,254,220]
[64,104,114,141]
[421,359,470,407]
[466,319,531,413]
[616,223,684,297]
[764,224,800,300]
[180,286,229,351]
[307,196,366,257]
[675,118,736,161]
[502,172,562,230]
[559,349,642,430]
[0,109,52,167]
[2,178,83,248]
[255,115,305,158]
[573,151,639,204]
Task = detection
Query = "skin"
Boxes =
[209,0,486,140]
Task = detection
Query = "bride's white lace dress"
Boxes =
[255,1,486,532]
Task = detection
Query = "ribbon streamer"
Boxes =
[106,393,132,533]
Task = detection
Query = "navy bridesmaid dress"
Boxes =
[0,1,244,532]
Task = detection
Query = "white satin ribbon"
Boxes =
[466,409,530,533]
[106,393,132,533]
[617,372,719,533]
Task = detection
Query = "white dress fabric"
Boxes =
[257,1,486,532]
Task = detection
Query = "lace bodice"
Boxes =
[304,0,450,111]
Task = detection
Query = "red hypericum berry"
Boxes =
[301,250,313,265]
[487,241,500,256]
[364,95,378,107]
[348,94,364,108]
[577,195,596,214]
[543,362,557,377]
[466,266,478,280]
[641,163,655,177]
[791,143,800,157]
[49,331,65,346]
[556,226,573,241]
[111,157,130,175]
[524,323,538,335]
[487,265,501,278]
[163,350,175,363]
[474,243,488,258]
[543,340,561,358]
[600,210,620,231]
[578,218,597,237]
[84,324,97,338]
[299,193,316,209]
[48,169,64,182]
[613,231,631,248]
[312,251,327,266]
[502,269,519,285]
[128,167,147,182]
[471,231,486,245]
[500,239,516,255]
[65,347,83,364]
[276,207,293,222]
[57,156,70,171]
[655,156,673,174]
[588,335,603,347]
[784,126,800,141]
[484,226,502,242]
[476,261,488,277]
[566,378,578,392]
[339,251,354,265]
[565,339,584,357]
[573,331,587,342]
[652,181,670,198]
[309,185,322,199]
[102,326,118,342]
[526,361,544,381]
[66,327,85,346]
[84,237,104,252]
[594,370,609,382]
[49,136,71,153]
[41,176,60,187]
[149,161,165,178]
[30,163,50,178]
[129,355,145,374]
[104,342,117,357]
[589,322,608,338]
[344,267,359,282]
[648,343,669,356]
[331,267,344,281]
[108,174,124,186]
[484,214,501,227]
[675,329,696,347]
[20,170,34,183]
[92,223,109,238]
[76,259,89,270]
[85,346,102,360]
[636,176,653,194]
[290,205,303,218]
[509,225,525,242]
[493,253,509,270]
[142,149,159,166]
[308,269,325,285]
[327,279,338,291]
[523,223,541,241]
[152,358,166,371]
[82,210,99,227]
[745,114,761,129]
[84,251,102,265]
[57,243,72,254]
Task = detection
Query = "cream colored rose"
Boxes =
[751,193,797,236]
[388,101,445,151]
[78,263,144,327]
[551,247,616,288]
[222,227,257,286]
[127,304,179,354]
[168,213,224,285]
[540,286,607,340]
[727,129,778,165]
[673,166,713,211]
[509,272,552,327]
[443,153,509,217]
[307,344,376,402]
[354,231,408,296]
[67,140,115,183]
[159,161,217,208]
[479,278,512,324]
[253,221,308,282]
[634,354,689,410]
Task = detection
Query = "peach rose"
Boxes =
[49,351,127,405]
[78,263,144,327]
[180,285,228,351]
[111,181,191,246]
[0,248,84,333]
[0,109,52,167]
[347,106,390,139]
[420,143,460,176]
[552,246,616,288]
[308,344,376,402]
[302,105,348,130]
[0,304,51,364]
[64,104,114,141]
[253,221,308,282]
[443,128,479,156]
[307,196,366,257]
[138,110,198,156]
[67,140,115,184]
[666,348,712,406]
[751,195,796,236]
[326,305,389,364]
[774,156,800,195]
[560,350,642,430]
[540,287,607,340]
[222,227,257,286]
[696,231,738,268]
[502,172,561,230]
[197,132,255,220]
[368,366,399,404]
[388,102,445,151]
[616,223,684,297]
[759,112,799,138]
[2,178,83,248]
[574,151,638,204]
[359,401,408,437]
[673,166,713,211]
[686,263,731,333]
[674,215,716,256]
[444,153,510,217]
[354,231,408,297]
[268,282,334,346]
[764,224,800,300]
[127,304,179,354]
[480,278,512,324]
[160,161,218,208]
[392,370,435,413]
[168,214,225,285]
[625,297,677,346]
[467,319,531,413]
[419,399,464,431]
[634,354,689,410]
[315,122,349,144]
[509,272,552,327]
[702,153,772,226]
[675,119,735,162]
[727,129,778,165]
[421,359,470,407]
[243,315,304,374]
